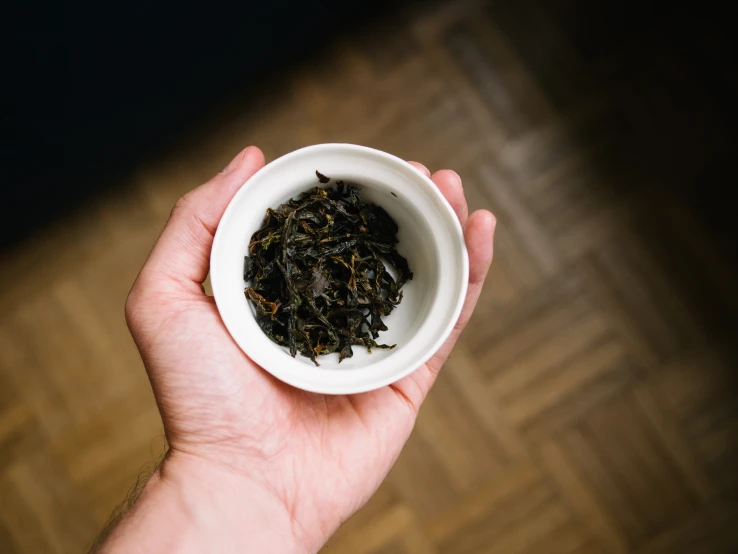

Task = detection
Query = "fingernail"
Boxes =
[408,161,430,176]
[447,169,462,186]
[221,146,253,174]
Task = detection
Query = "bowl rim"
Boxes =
[210,143,469,394]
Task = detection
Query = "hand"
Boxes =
[108,147,495,553]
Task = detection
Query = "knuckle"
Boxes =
[124,283,145,331]
[172,191,195,217]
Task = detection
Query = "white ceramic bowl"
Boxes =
[210,143,468,394]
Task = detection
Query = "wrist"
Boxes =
[100,451,320,554]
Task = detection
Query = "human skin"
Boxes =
[97,146,495,553]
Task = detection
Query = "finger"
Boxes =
[391,210,495,409]
[408,161,431,177]
[427,209,495,371]
[138,146,265,293]
[431,170,468,225]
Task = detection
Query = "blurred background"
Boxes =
[3,0,738,552]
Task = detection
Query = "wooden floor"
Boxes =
[2,1,737,552]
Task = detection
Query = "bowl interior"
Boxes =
[211,144,467,393]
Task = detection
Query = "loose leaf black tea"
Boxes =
[244,171,412,365]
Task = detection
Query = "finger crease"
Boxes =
[191,211,217,237]
[389,383,419,416]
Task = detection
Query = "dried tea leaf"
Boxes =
[316,170,330,184]
[244,173,410,365]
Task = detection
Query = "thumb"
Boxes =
[135,146,265,296]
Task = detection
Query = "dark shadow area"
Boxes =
[489,1,737,262]
[6,1,736,267]
[493,3,736,293]
[5,0,404,251]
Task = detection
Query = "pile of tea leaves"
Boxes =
[244,171,412,365]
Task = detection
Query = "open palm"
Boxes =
[124,146,495,549]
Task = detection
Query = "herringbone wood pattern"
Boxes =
[2,1,737,552]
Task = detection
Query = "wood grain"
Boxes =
[1,0,736,552]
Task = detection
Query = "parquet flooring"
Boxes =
[2,1,737,552]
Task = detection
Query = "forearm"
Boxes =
[96,453,315,554]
